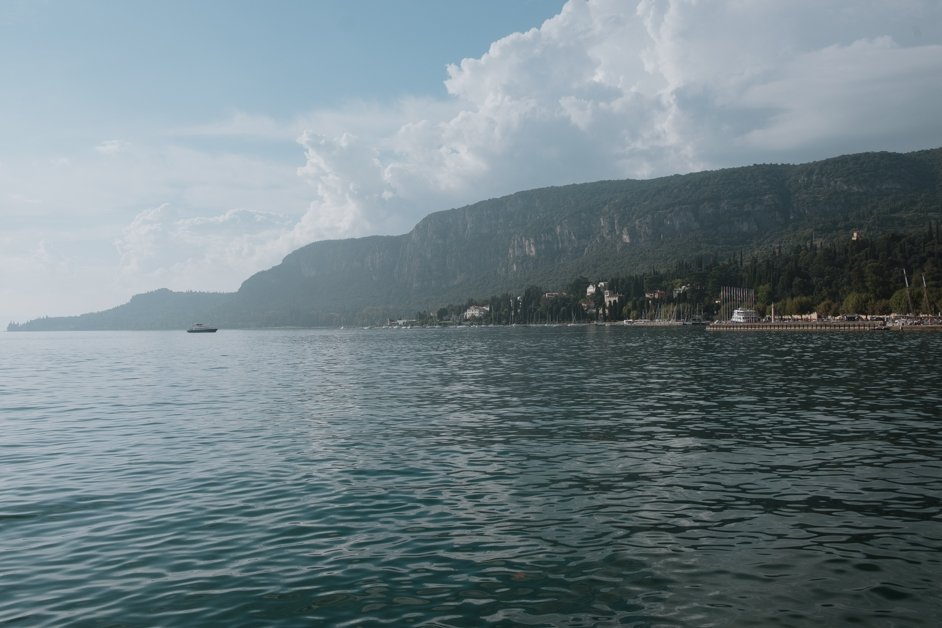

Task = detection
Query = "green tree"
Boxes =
[567,276,591,298]
[756,283,773,310]
[889,288,913,315]
[816,299,838,318]
[842,292,872,314]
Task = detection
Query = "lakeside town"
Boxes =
[382,279,941,332]
[381,229,941,332]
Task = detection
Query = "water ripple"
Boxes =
[1,328,940,626]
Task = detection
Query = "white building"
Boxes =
[463,305,490,320]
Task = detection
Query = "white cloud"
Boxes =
[0,137,313,321]
[288,0,942,243]
[294,131,383,238]
[6,0,942,323]
[739,38,942,153]
[95,139,130,155]
[114,204,296,290]
[0,141,311,221]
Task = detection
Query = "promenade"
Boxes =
[708,320,886,332]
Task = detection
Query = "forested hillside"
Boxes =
[427,229,942,325]
[10,147,942,330]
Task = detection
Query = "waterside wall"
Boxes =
[708,321,886,332]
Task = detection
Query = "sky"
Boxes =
[3,0,942,325]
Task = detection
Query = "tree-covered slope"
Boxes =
[234,147,942,322]
[11,147,942,330]
[7,289,234,331]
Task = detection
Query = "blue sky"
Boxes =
[2,1,563,156]
[3,0,942,325]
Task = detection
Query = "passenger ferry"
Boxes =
[730,308,760,323]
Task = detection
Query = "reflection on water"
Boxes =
[1,327,940,626]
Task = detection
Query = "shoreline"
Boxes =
[708,320,886,332]
[708,320,942,332]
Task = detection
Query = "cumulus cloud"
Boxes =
[9,0,942,322]
[114,204,296,290]
[2,123,313,320]
[294,131,385,237]
[292,0,942,240]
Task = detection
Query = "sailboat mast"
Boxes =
[923,274,931,316]
[904,269,915,315]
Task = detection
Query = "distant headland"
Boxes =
[8,147,942,331]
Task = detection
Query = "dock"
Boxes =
[707,320,886,332]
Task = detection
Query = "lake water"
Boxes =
[1,327,940,626]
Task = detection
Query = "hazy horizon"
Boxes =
[4,0,942,324]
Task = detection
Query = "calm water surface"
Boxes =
[1,327,940,626]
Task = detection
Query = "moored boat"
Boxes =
[730,308,760,323]
[187,323,218,333]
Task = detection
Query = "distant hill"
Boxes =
[11,147,942,330]
[8,289,236,331]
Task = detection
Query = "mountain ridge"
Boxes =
[11,147,942,330]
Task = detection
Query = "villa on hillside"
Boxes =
[463,305,490,320]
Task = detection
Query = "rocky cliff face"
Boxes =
[233,148,942,322]
[14,148,942,329]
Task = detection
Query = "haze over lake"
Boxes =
[5,0,942,326]
[2,327,939,625]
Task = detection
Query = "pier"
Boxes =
[708,320,886,332]
[892,323,942,332]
